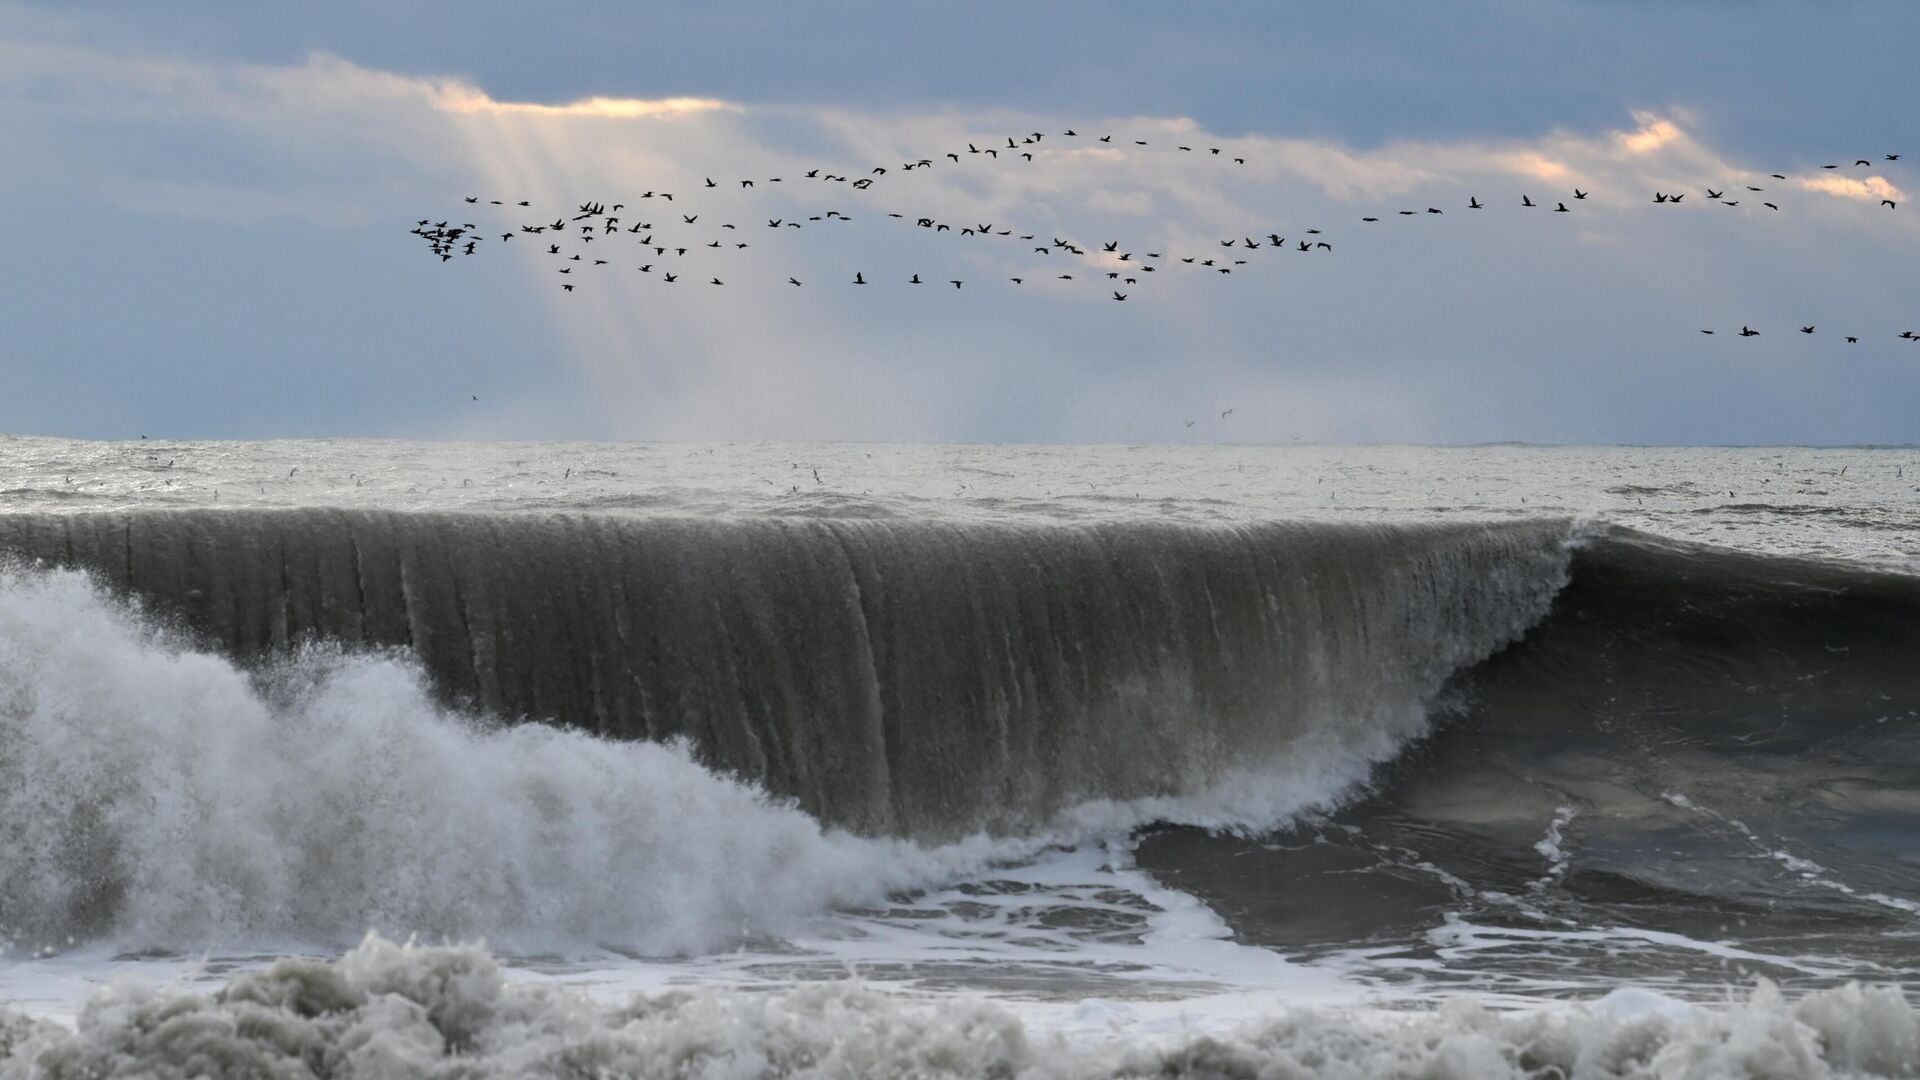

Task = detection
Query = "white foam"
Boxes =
[0,565,1017,957]
[1531,805,1578,891]
[2,935,1915,1079]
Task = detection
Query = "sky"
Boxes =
[2,1,1917,445]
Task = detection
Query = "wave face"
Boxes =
[0,511,1574,839]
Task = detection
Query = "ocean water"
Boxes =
[1,437,1918,1077]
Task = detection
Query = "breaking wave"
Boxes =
[0,512,1572,953]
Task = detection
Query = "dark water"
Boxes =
[1139,534,1920,992]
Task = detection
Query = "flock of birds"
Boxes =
[409,128,1913,340]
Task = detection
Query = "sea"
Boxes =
[0,437,1917,1077]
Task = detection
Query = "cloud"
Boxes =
[1616,117,1683,155]
[430,88,737,120]
[1797,174,1905,202]
[1,32,1915,442]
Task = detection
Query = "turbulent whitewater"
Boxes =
[1,439,1917,1076]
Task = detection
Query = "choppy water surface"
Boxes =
[2,438,1917,1076]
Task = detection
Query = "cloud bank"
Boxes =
[1,32,1915,443]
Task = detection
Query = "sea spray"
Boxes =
[0,565,994,953]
